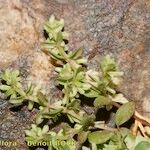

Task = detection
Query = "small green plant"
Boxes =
[1,15,150,150]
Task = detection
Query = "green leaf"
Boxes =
[91,143,97,150]
[115,102,135,126]
[36,115,44,124]
[124,132,136,150]
[100,55,117,74]
[5,88,14,96]
[81,115,96,131]
[88,131,114,144]
[0,69,26,99]
[49,108,63,115]
[119,128,130,138]
[25,124,52,144]
[42,125,49,134]
[81,115,95,130]
[9,99,22,104]
[9,96,24,104]
[76,58,87,64]
[0,85,11,91]
[94,95,112,108]
[111,94,128,104]
[134,135,149,150]
[82,146,90,150]
[56,32,63,43]
[67,112,81,124]
[37,92,48,106]
[67,99,81,110]
[134,141,150,150]
[69,48,83,60]
[44,15,64,39]
[48,50,64,61]
[28,101,34,110]
[83,89,99,98]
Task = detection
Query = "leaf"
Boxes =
[124,130,150,150]
[56,32,63,43]
[78,131,89,144]
[36,114,44,124]
[9,97,24,104]
[69,48,83,60]
[100,55,117,74]
[67,114,75,123]
[67,112,81,124]
[109,132,126,150]
[111,94,128,104]
[5,88,14,96]
[88,131,114,144]
[83,89,99,98]
[115,102,135,126]
[48,50,64,61]
[0,85,11,91]
[119,128,130,138]
[76,58,87,64]
[28,101,34,110]
[82,146,90,150]
[124,132,136,150]
[44,15,64,37]
[11,70,20,83]
[48,145,53,150]
[108,71,123,85]
[42,125,49,134]
[134,141,150,150]
[133,135,150,150]
[49,108,63,115]
[67,99,81,110]
[91,143,97,150]
[81,114,95,130]
[37,92,48,106]
[94,95,112,108]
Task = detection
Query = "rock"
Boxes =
[0,0,150,149]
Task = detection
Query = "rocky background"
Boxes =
[0,0,150,149]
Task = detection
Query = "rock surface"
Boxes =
[0,0,150,149]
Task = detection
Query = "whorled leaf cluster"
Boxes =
[0,15,150,150]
